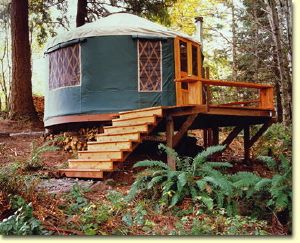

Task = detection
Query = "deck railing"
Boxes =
[176,77,274,110]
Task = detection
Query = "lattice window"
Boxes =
[138,40,162,92]
[49,44,81,90]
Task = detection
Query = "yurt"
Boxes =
[44,13,203,128]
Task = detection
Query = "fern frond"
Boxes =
[147,175,165,189]
[133,160,170,170]
[257,156,277,170]
[254,178,272,191]
[196,179,207,191]
[177,172,187,192]
[169,191,181,207]
[202,176,233,195]
[231,172,261,189]
[193,145,226,165]
[279,154,291,173]
[206,162,233,168]
[196,193,214,210]
[125,177,144,202]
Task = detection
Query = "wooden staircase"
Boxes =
[59,106,163,179]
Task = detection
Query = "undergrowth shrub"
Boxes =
[127,144,242,213]
[23,140,59,171]
[0,196,50,235]
[253,123,292,159]
[256,155,292,232]
[0,162,39,197]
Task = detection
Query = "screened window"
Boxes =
[179,41,188,73]
[192,45,198,76]
[49,44,81,90]
[138,40,162,92]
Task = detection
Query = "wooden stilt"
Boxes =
[212,127,219,145]
[207,128,213,146]
[203,129,208,148]
[166,115,176,170]
[244,125,250,163]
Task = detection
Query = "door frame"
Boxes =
[174,37,203,105]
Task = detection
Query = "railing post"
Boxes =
[259,87,274,110]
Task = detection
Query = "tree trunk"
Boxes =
[272,46,283,122]
[264,0,292,125]
[231,0,238,81]
[9,0,37,120]
[76,0,88,27]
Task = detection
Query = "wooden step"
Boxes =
[96,132,141,143]
[87,141,132,151]
[59,169,104,179]
[112,115,156,126]
[78,150,123,161]
[68,159,114,171]
[103,123,149,135]
[119,107,163,119]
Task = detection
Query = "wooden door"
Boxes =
[174,37,202,105]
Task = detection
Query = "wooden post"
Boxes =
[212,127,219,145]
[166,115,176,170]
[244,125,250,163]
[207,128,213,146]
[203,129,208,148]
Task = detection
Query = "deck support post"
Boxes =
[166,115,176,170]
[212,127,219,145]
[244,125,250,163]
[203,129,208,147]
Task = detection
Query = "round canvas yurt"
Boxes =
[44,13,202,127]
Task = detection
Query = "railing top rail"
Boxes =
[175,77,273,89]
[200,78,273,89]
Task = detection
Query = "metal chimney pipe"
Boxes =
[194,16,203,44]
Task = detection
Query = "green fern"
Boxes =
[127,144,231,211]
[24,140,59,171]
[133,160,171,170]
[257,156,277,170]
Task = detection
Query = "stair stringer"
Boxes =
[58,107,163,179]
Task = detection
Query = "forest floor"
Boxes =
[0,117,285,235]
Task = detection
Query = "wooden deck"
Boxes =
[59,104,275,179]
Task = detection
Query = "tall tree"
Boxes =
[264,0,292,125]
[76,0,87,27]
[230,0,238,81]
[9,0,37,120]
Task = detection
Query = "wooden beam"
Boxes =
[248,121,272,148]
[166,115,176,170]
[173,114,198,147]
[221,126,243,146]
[244,126,250,162]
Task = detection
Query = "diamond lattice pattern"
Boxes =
[138,40,162,92]
[49,44,80,90]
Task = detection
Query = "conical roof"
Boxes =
[46,13,200,49]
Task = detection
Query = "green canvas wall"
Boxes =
[44,35,176,123]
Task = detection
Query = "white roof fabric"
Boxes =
[46,13,200,49]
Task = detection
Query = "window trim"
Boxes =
[137,39,163,93]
